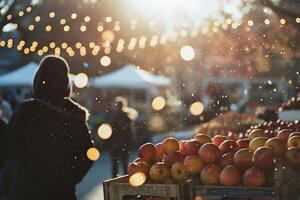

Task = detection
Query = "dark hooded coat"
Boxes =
[0,56,93,200]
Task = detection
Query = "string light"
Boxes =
[280,18,286,25]
[105,16,112,23]
[35,16,41,22]
[45,25,52,32]
[63,25,70,32]
[84,16,91,22]
[71,13,77,19]
[49,12,55,18]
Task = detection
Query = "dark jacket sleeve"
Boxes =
[3,103,29,159]
[65,119,94,185]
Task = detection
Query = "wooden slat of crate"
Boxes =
[103,176,184,200]
[193,186,279,200]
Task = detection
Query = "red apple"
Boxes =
[287,136,300,148]
[212,135,227,146]
[248,129,265,141]
[289,132,300,138]
[219,140,238,154]
[179,140,187,152]
[149,162,170,183]
[198,143,222,164]
[285,147,300,168]
[183,139,201,156]
[237,139,250,150]
[220,153,234,168]
[243,167,266,187]
[227,132,238,141]
[164,151,185,167]
[138,143,156,163]
[155,143,164,159]
[171,162,188,183]
[162,137,179,154]
[277,129,292,144]
[183,155,204,174]
[219,165,242,186]
[249,137,268,152]
[193,134,212,145]
[200,164,222,185]
[233,148,253,170]
[265,138,286,156]
[253,147,276,171]
[128,161,150,177]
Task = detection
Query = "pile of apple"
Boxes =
[128,127,300,187]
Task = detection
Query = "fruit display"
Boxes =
[127,121,300,192]
[196,112,262,136]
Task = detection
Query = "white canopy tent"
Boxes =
[91,64,171,89]
[0,62,75,87]
[0,62,38,86]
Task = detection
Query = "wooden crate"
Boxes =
[192,186,279,200]
[103,175,189,200]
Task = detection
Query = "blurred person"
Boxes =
[0,91,13,122]
[0,55,94,200]
[109,96,137,178]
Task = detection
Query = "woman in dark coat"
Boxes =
[0,55,94,200]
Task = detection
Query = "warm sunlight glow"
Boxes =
[180,45,195,61]
[126,0,244,30]
[129,172,146,187]
[152,96,166,111]
[97,123,113,140]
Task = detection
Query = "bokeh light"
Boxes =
[180,45,195,61]
[86,147,100,161]
[97,123,113,139]
[100,56,111,67]
[189,101,204,116]
[129,172,146,187]
[74,73,88,88]
[102,30,115,42]
[152,96,166,111]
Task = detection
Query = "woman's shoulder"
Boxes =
[62,98,90,121]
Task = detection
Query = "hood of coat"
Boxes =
[33,56,71,103]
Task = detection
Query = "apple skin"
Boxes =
[227,132,238,141]
[285,147,300,168]
[200,164,222,186]
[155,143,165,159]
[287,136,300,148]
[212,135,227,147]
[128,161,150,177]
[162,137,179,154]
[219,165,242,186]
[171,162,188,183]
[243,167,266,187]
[164,151,186,167]
[138,143,157,163]
[198,143,222,164]
[289,132,300,138]
[233,148,253,170]
[277,129,292,144]
[248,129,266,141]
[265,138,286,156]
[193,134,212,145]
[183,155,204,174]
[253,147,276,171]
[219,153,234,168]
[236,139,250,150]
[149,162,170,183]
[249,137,268,152]
[183,139,201,156]
[219,140,238,154]
[179,140,187,152]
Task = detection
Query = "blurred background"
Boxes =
[0,0,300,199]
